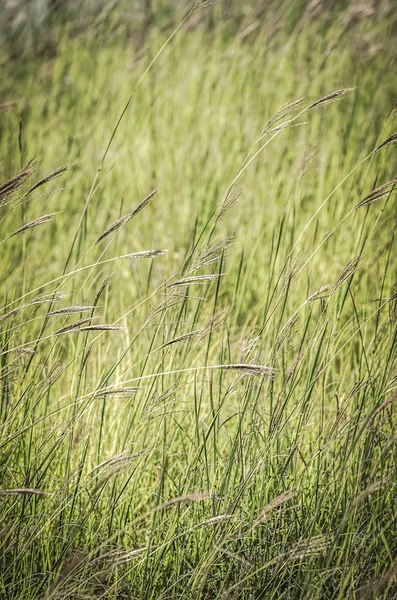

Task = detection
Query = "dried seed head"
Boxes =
[96,215,131,244]
[273,314,299,354]
[240,331,260,363]
[74,325,123,332]
[94,273,113,305]
[290,534,329,558]
[333,255,361,292]
[254,490,297,525]
[368,392,397,426]
[27,164,72,195]
[7,212,58,239]
[347,377,373,400]
[0,293,69,323]
[306,285,332,303]
[200,306,232,338]
[47,306,96,316]
[261,97,305,138]
[131,186,160,215]
[123,249,168,259]
[0,158,37,205]
[96,187,159,244]
[158,329,202,349]
[158,306,231,349]
[0,488,47,496]
[215,363,276,378]
[216,185,246,222]
[195,514,234,528]
[375,132,397,152]
[168,274,222,288]
[54,318,95,335]
[299,146,317,178]
[95,386,140,397]
[9,347,36,355]
[189,236,234,273]
[90,451,141,474]
[349,480,385,510]
[285,252,306,286]
[354,179,397,210]
[139,289,187,333]
[304,88,355,112]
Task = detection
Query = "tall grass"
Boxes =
[1,2,397,598]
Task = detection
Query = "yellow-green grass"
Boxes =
[0,3,396,598]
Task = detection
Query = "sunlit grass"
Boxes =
[0,3,396,598]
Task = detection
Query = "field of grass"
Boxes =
[1,2,397,598]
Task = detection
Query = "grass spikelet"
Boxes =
[349,480,386,510]
[263,119,308,136]
[110,547,149,564]
[158,329,202,349]
[306,285,332,303]
[368,392,397,426]
[347,377,373,400]
[6,212,58,239]
[216,184,246,221]
[0,307,22,323]
[95,386,141,397]
[123,249,168,259]
[0,488,47,496]
[9,347,36,354]
[90,452,141,475]
[273,314,299,354]
[195,514,234,528]
[129,186,160,217]
[32,293,68,305]
[73,324,123,332]
[359,564,397,600]
[91,453,140,491]
[26,164,72,195]
[240,331,260,362]
[299,145,317,177]
[158,306,231,348]
[54,318,95,335]
[168,274,222,288]
[375,132,397,152]
[46,305,96,316]
[189,236,234,273]
[200,305,232,337]
[214,363,276,378]
[0,158,37,205]
[304,88,355,112]
[0,294,68,323]
[194,0,223,11]
[95,215,130,244]
[94,273,112,305]
[96,187,160,243]
[139,289,186,332]
[284,252,306,286]
[290,534,330,559]
[254,490,298,525]
[261,97,305,137]
[333,255,361,291]
[354,178,397,210]
[144,384,181,415]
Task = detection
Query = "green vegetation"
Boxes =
[1,2,396,598]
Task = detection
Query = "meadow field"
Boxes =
[0,1,397,598]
